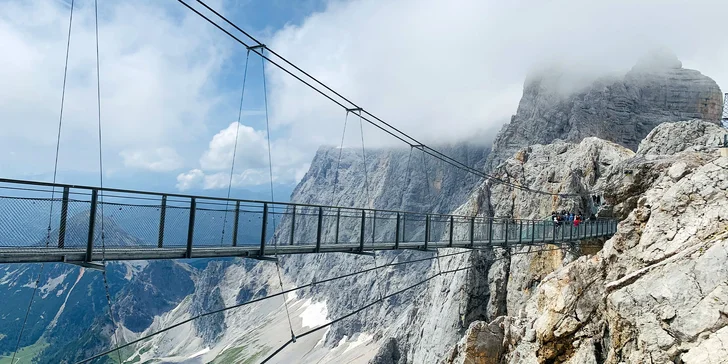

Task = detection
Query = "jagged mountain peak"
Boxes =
[488,53,723,171]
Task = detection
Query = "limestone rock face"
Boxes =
[444,120,728,363]
[636,119,726,156]
[272,143,492,363]
[453,137,634,318]
[487,55,723,170]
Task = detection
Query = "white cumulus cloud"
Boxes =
[261,0,728,172]
[177,122,309,190]
[0,0,227,179]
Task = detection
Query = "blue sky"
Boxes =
[0,0,329,200]
[2,0,727,202]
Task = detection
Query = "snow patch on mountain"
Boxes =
[298,299,328,329]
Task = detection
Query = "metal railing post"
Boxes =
[488,218,493,246]
[290,205,296,246]
[469,217,475,247]
[518,220,523,244]
[372,210,376,245]
[569,223,573,242]
[359,210,366,252]
[186,197,196,259]
[58,187,69,249]
[448,215,454,247]
[504,220,509,246]
[315,206,323,253]
[531,221,535,244]
[335,207,340,244]
[260,203,268,255]
[232,201,240,247]
[598,219,601,236]
[424,214,430,250]
[395,212,401,250]
[589,220,593,238]
[402,214,406,243]
[157,195,167,248]
[552,223,557,244]
[85,189,98,263]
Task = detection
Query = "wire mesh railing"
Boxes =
[0,178,618,263]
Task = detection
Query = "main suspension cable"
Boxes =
[178,0,600,198]
[73,247,472,363]
[73,242,582,364]
[220,49,251,246]
[260,249,476,364]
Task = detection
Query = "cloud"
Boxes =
[7,0,728,192]
[199,122,269,171]
[176,168,205,191]
[263,0,728,155]
[177,122,309,190]
[120,147,183,172]
[0,0,227,179]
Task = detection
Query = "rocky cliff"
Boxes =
[487,50,723,170]
[443,120,728,363]
[2,52,726,364]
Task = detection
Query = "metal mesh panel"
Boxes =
[0,196,55,248]
[161,203,190,247]
[0,179,618,261]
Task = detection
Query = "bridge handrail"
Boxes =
[0,177,619,264]
[0,178,613,222]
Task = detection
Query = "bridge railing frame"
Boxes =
[0,178,618,263]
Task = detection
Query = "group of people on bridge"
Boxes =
[552,210,596,227]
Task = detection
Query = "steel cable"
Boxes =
[11,1,75,362]
[260,48,297,343]
[93,1,123,361]
[220,49,251,247]
[179,0,605,198]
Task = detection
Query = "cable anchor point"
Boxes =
[346,107,363,114]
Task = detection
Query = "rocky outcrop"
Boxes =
[487,51,723,170]
[453,137,634,318]
[190,261,228,344]
[290,143,488,212]
[636,119,726,156]
[444,120,728,363]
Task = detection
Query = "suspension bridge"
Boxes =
[0,178,616,265]
[0,1,622,363]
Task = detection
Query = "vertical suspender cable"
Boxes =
[399,147,413,209]
[420,148,442,275]
[260,48,296,343]
[357,112,385,301]
[331,111,349,206]
[398,147,414,242]
[93,1,122,361]
[12,1,75,362]
[220,50,251,246]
